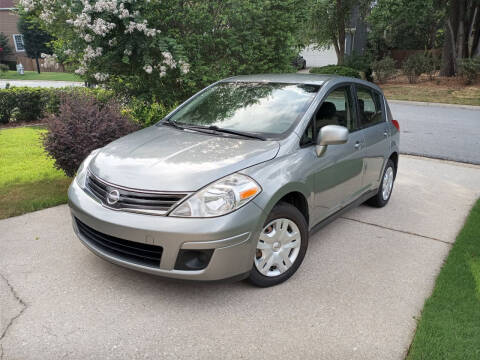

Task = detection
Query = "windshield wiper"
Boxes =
[184,125,267,141]
[162,119,185,130]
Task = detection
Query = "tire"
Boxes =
[248,202,308,287]
[366,159,396,208]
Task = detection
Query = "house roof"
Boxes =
[0,0,15,9]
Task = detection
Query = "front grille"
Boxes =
[75,218,163,268]
[86,171,188,215]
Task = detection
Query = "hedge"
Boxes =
[309,65,361,78]
[0,87,114,124]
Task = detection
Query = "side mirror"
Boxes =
[316,125,349,157]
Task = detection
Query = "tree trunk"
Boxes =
[35,55,41,74]
[457,0,466,59]
[440,0,460,76]
[467,5,479,57]
[336,0,345,65]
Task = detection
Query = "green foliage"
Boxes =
[372,56,396,83]
[309,65,360,78]
[344,53,373,81]
[123,98,178,128]
[367,0,445,50]
[0,64,9,73]
[18,16,52,64]
[0,87,114,124]
[0,32,13,62]
[403,53,428,83]
[458,57,480,85]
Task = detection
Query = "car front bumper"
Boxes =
[68,180,267,281]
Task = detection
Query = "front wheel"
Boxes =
[366,159,396,207]
[248,202,308,287]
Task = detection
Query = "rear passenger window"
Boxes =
[356,86,384,127]
[314,86,356,132]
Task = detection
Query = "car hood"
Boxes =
[89,126,280,191]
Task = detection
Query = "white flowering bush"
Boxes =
[20,0,306,107]
[19,0,189,85]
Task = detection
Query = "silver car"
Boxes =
[69,74,399,287]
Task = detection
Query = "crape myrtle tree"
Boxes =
[18,16,53,73]
[19,0,307,105]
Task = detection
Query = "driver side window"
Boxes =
[314,86,356,133]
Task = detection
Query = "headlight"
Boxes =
[75,149,100,188]
[170,173,261,217]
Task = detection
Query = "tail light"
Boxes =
[392,120,400,131]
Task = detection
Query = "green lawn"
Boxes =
[0,70,82,82]
[0,127,71,219]
[407,199,480,359]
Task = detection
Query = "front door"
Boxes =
[311,85,366,223]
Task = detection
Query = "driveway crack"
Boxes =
[340,217,452,246]
[0,272,27,358]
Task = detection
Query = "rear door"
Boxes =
[355,85,390,190]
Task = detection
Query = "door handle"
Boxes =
[354,142,361,149]
[383,131,388,137]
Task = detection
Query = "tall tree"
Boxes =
[18,16,52,73]
[308,0,367,65]
[440,0,480,76]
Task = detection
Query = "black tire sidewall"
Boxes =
[248,202,309,287]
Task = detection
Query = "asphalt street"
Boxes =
[1,155,480,359]
[389,101,480,165]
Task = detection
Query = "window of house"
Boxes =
[13,34,25,52]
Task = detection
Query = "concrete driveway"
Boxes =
[1,155,480,360]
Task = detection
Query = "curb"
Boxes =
[388,99,479,110]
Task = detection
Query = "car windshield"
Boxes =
[166,82,320,138]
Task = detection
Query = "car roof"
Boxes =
[221,73,382,93]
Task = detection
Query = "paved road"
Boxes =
[389,101,480,165]
[2,155,480,360]
[0,80,84,88]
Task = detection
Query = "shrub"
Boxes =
[344,53,373,81]
[0,63,8,73]
[372,56,396,83]
[43,94,140,177]
[309,65,360,78]
[0,87,114,124]
[458,57,480,85]
[403,53,427,84]
[123,97,178,128]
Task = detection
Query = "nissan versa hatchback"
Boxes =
[69,74,400,287]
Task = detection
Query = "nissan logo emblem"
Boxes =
[106,189,120,205]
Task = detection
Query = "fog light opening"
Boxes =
[174,249,214,271]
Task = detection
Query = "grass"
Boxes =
[0,70,82,82]
[380,83,480,106]
[0,127,71,219]
[407,199,480,360]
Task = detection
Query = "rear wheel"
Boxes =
[366,159,395,207]
[248,202,308,287]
